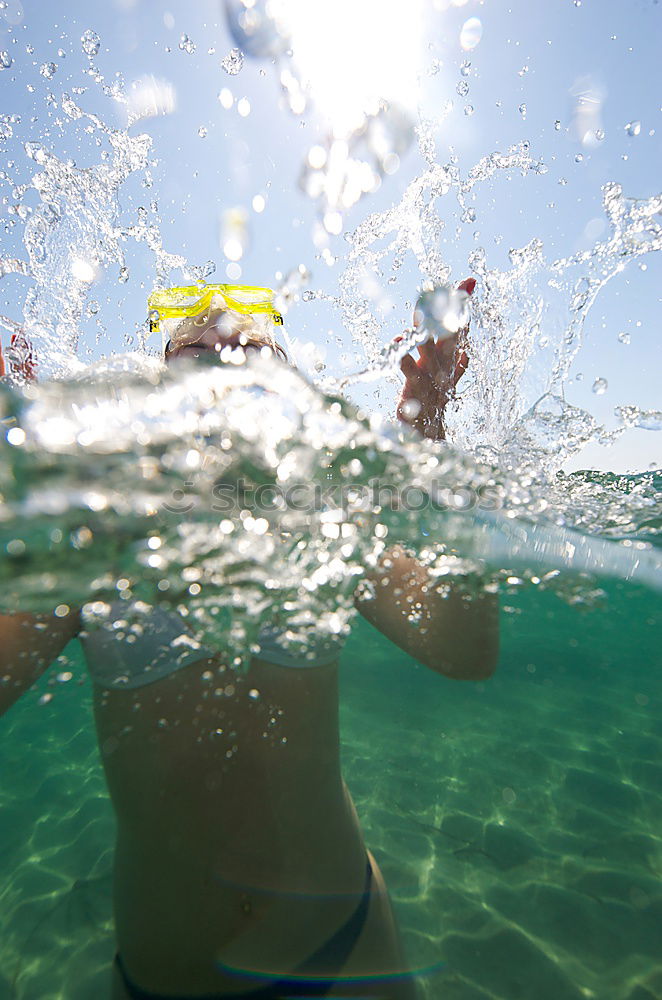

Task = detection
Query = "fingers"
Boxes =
[453,348,469,385]
[417,339,437,367]
[399,353,419,380]
[457,277,476,296]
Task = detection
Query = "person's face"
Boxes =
[164,308,286,366]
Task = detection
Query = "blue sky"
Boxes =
[0,0,660,472]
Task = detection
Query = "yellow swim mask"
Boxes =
[147,283,285,356]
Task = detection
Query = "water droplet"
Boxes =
[224,0,289,59]
[0,51,12,70]
[617,331,630,345]
[558,176,567,185]
[198,126,208,138]
[218,87,234,109]
[221,47,244,75]
[24,141,47,163]
[575,153,584,163]
[460,17,483,51]
[81,29,100,58]
[87,300,99,316]
[323,211,343,235]
[460,60,471,77]
[119,265,129,283]
[179,33,196,54]
[592,377,608,395]
[518,103,527,119]
[554,119,561,131]
[462,207,476,223]
[625,120,641,137]
[518,65,529,77]
[39,61,57,79]
[464,104,474,117]
[456,80,469,98]
[595,128,605,141]
[415,285,470,337]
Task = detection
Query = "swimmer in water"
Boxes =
[0,278,498,999]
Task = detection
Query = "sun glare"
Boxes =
[276,0,425,134]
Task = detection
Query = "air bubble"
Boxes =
[456,80,469,98]
[0,51,12,69]
[198,126,208,138]
[464,104,474,117]
[40,62,57,79]
[592,377,608,395]
[625,120,641,137]
[518,103,527,119]
[554,120,561,131]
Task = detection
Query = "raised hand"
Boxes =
[396,277,475,440]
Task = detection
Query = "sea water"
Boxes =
[0,7,661,1000]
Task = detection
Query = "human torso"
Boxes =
[86,616,401,995]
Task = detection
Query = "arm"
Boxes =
[355,277,499,680]
[0,336,77,715]
[0,609,81,716]
[355,546,498,679]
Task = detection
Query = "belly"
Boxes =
[93,655,377,992]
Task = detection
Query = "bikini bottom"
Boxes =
[114,858,416,998]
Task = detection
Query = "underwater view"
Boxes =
[0,0,660,998]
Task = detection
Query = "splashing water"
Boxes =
[1,357,660,666]
[1,82,184,376]
[0,16,660,659]
[321,137,661,481]
[299,102,416,233]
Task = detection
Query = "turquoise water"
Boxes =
[0,5,660,995]
[1,578,660,999]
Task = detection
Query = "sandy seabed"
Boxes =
[1,583,660,1000]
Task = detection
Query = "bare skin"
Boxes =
[0,285,497,998]
[98,657,413,998]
